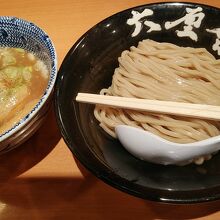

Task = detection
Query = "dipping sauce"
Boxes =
[0,47,49,135]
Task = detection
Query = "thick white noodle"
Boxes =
[94,39,220,164]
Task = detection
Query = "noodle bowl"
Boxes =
[94,39,220,144]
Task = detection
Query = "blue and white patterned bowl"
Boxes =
[0,16,57,152]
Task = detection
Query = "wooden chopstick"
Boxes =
[76,93,220,121]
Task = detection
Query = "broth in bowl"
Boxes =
[0,47,49,135]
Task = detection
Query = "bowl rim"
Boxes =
[54,1,220,204]
[0,16,58,143]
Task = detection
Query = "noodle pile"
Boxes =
[94,39,220,146]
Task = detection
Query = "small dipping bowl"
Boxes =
[0,16,57,153]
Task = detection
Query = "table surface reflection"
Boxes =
[1,0,220,219]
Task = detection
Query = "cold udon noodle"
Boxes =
[94,39,220,152]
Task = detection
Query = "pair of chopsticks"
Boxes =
[76,93,220,121]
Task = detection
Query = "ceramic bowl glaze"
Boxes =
[55,2,220,203]
[0,17,57,152]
